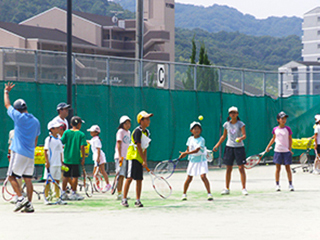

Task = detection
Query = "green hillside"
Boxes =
[175,28,302,70]
[113,0,303,37]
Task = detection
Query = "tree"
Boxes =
[183,36,196,90]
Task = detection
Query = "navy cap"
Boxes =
[13,99,27,111]
[277,111,289,119]
[71,116,85,126]
[56,102,70,111]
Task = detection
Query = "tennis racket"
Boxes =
[154,157,181,179]
[314,149,320,173]
[111,158,123,195]
[145,167,172,199]
[2,177,16,202]
[79,166,93,197]
[299,152,309,164]
[44,168,61,205]
[245,147,272,169]
[206,150,213,162]
[93,166,106,193]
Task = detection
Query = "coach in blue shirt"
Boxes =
[4,82,40,213]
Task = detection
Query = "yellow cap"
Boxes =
[137,111,153,124]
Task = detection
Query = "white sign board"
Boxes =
[157,64,165,88]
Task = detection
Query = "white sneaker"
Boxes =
[57,199,68,205]
[275,185,281,192]
[289,185,294,191]
[221,189,230,195]
[61,192,70,200]
[14,197,28,212]
[10,195,18,204]
[207,193,214,201]
[103,184,112,193]
[181,194,187,201]
[242,189,249,195]
[116,194,123,200]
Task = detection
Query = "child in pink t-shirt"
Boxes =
[265,111,294,192]
[114,116,131,200]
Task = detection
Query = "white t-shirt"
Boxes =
[314,125,320,144]
[114,129,131,159]
[44,135,63,166]
[89,136,106,162]
[52,115,69,130]
[8,129,14,148]
[272,126,293,152]
[186,136,206,163]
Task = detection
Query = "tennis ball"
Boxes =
[198,115,204,121]
[65,166,69,172]
[235,138,240,143]
[61,166,66,171]
[266,163,269,166]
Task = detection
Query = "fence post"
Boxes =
[34,50,38,82]
[194,65,197,90]
[106,57,110,85]
[72,53,76,84]
[263,72,266,96]
[167,62,171,89]
[140,59,143,87]
[241,70,244,94]
[218,68,222,92]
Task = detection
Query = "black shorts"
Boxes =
[317,145,320,154]
[223,146,246,166]
[63,164,81,178]
[127,160,143,180]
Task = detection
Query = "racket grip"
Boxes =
[145,166,151,172]
[119,157,124,167]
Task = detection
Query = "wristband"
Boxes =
[4,90,9,93]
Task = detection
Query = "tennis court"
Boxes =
[1,164,319,240]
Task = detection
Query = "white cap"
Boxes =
[228,106,238,113]
[190,121,201,130]
[119,115,131,124]
[315,115,320,123]
[47,121,62,130]
[87,125,101,133]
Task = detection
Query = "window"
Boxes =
[318,30,320,35]
[318,16,320,22]
[318,44,320,49]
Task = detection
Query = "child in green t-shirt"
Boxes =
[60,116,87,201]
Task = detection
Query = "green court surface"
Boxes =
[1,165,319,240]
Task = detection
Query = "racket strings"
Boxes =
[154,161,174,178]
[153,176,172,199]
[45,182,60,203]
[300,153,308,164]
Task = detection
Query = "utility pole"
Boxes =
[67,0,73,118]
[135,0,144,86]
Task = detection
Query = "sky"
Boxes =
[175,0,319,19]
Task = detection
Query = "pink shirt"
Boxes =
[272,126,292,152]
[114,129,131,159]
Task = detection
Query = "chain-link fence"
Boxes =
[0,47,279,98]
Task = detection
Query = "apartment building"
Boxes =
[302,7,320,61]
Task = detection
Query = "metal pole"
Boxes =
[218,68,222,92]
[106,57,110,85]
[67,0,73,118]
[34,50,38,81]
[167,63,171,89]
[194,65,197,90]
[241,70,244,94]
[263,72,266,96]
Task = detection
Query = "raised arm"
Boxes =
[4,82,15,109]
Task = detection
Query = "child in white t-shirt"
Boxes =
[87,125,111,192]
[179,121,213,201]
[44,121,66,205]
[114,116,131,200]
[265,111,294,192]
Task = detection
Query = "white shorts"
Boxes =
[7,151,34,178]
[115,158,127,176]
[94,151,107,167]
[43,166,61,181]
[186,161,208,176]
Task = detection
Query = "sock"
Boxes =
[136,199,140,202]
[72,191,76,195]
[118,191,122,195]
[18,196,24,200]
[276,181,279,185]
[123,198,127,201]
[289,181,292,185]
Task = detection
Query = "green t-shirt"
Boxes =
[61,129,87,164]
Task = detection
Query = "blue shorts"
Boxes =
[273,152,292,165]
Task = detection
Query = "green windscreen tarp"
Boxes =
[0,82,319,169]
